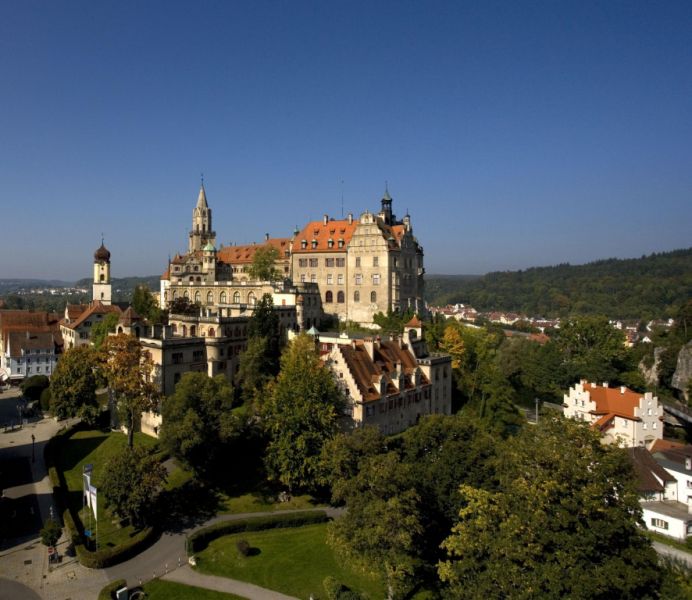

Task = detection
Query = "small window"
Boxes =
[355,257,361,267]
[651,518,668,530]
[337,291,345,303]
[301,240,307,249]
[220,291,227,303]
[327,274,333,284]
[337,274,344,285]
[325,291,333,303]
[373,257,379,267]
[233,291,241,303]
[354,291,360,302]
[355,274,362,285]
[370,291,377,303]
[372,274,380,285]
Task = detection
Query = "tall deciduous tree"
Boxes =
[438,416,661,599]
[160,372,242,478]
[248,246,280,281]
[101,445,166,527]
[49,346,99,422]
[260,334,343,492]
[99,334,160,447]
[90,312,119,349]
[132,285,164,324]
[328,452,422,600]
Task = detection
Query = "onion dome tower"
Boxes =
[93,239,112,305]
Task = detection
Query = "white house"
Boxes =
[563,380,663,448]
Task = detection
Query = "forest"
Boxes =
[426,248,692,319]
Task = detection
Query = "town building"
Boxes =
[562,381,663,448]
[0,310,63,383]
[310,317,452,434]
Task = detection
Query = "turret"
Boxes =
[189,181,217,252]
[92,240,112,305]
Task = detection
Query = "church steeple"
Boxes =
[189,179,216,253]
[93,239,112,305]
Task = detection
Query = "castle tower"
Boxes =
[93,241,112,305]
[379,185,394,225]
[189,182,217,253]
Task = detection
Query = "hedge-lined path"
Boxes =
[163,565,298,600]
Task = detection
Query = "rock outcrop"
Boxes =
[671,340,692,403]
[639,347,664,387]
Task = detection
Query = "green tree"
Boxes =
[235,336,273,406]
[99,334,160,447]
[40,518,62,548]
[160,373,242,478]
[101,445,166,527]
[90,312,119,349]
[132,285,164,323]
[248,245,280,281]
[260,334,343,492]
[551,315,627,384]
[247,294,282,374]
[438,416,661,599]
[328,452,422,599]
[49,346,99,422]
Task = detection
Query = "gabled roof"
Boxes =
[337,339,428,402]
[7,330,61,357]
[652,443,692,467]
[405,315,423,328]
[627,447,677,493]
[292,218,358,253]
[119,306,143,327]
[217,239,291,264]
[582,382,646,420]
[62,301,122,331]
[65,304,89,321]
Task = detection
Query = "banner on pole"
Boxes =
[89,485,98,520]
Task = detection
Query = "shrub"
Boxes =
[75,526,158,569]
[98,579,127,600]
[323,576,361,600]
[187,510,330,554]
[40,518,62,547]
[236,539,250,556]
[40,388,51,412]
[20,375,50,401]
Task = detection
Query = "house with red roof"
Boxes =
[563,380,663,448]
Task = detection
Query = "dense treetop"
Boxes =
[426,248,692,319]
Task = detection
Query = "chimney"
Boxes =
[363,338,375,360]
[620,386,626,394]
[347,212,353,224]
[323,214,328,225]
[602,382,609,388]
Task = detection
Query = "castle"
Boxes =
[160,183,425,327]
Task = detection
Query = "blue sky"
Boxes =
[1,1,690,280]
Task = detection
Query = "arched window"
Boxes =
[337,291,345,303]
[182,325,187,336]
[248,292,256,306]
[370,291,377,303]
[190,325,196,336]
[194,291,201,303]
[220,291,227,304]
[117,326,123,334]
[172,290,178,300]
[183,291,190,299]
[207,291,213,305]
[325,290,333,303]
[233,291,241,303]
[208,327,215,337]
[172,324,177,334]
[354,291,360,302]
[189,276,194,282]
[196,276,201,282]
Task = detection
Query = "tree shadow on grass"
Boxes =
[56,433,109,472]
[154,480,223,533]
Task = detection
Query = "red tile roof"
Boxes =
[583,382,645,420]
[292,219,358,253]
[405,315,423,328]
[63,301,122,331]
[217,239,291,264]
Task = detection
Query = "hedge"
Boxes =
[44,421,159,568]
[187,510,330,554]
[98,578,127,600]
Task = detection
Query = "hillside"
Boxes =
[74,275,161,299]
[425,248,692,319]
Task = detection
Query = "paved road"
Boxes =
[652,541,692,567]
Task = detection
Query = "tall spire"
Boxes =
[197,180,208,208]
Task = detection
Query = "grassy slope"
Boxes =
[58,429,158,548]
[195,523,384,599]
[142,580,245,600]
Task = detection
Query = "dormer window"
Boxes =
[301,239,307,249]
[338,239,344,248]
[312,239,318,249]
[328,238,334,248]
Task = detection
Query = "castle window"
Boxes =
[208,327,215,337]
[354,291,360,302]
[338,239,344,248]
[355,274,362,285]
[100,274,104,282]
[207,292,213,304]
[328,238,334,248]
[220,291,227,303]
[311,274,317,283]
[299,258,308,267]
[337,291,345,303]
[373,257,379,267]
[336,258,345,267]
[189,277,194,282]
[355,257,361,267]
[233,291,240,303]
[372,274,380,285]
[190,326,197,336]
[301,240,307,249]
[172,290,178,300]
[248,291,256,306]
[309,258,318,267]
[371,291,377,303]
[300,274,306,283]
[325,258,335,267]
[311,239,318,249]
[184,291,190,299]
[182,325,187,336]
[325,291,333,303]
[194,266,199,271]
[327,274,333,284]
[194,291,201,303]
[337,274,344,285]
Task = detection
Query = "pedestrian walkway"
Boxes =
[163,565,298,600]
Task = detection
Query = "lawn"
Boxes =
[195,522,385,599]
[142,579,245,599]
[57,429,158,549]
[216,489,320,514]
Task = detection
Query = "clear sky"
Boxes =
[1,1,690,280]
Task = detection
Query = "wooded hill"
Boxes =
[425,248,692,320]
